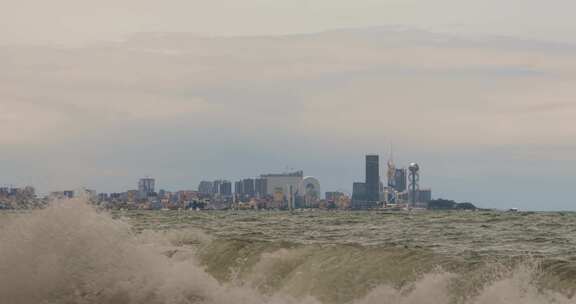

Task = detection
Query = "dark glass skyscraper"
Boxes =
[352,182,366,201]
[394,168,407,192]
[365,154,380,201]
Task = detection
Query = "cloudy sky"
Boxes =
[1,0,575,210]
[2,0,576,45]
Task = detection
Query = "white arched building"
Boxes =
[302,176,321,205]
[260,171,321,202]
[261,171,304,197]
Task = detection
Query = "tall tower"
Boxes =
[386,144,396,188]
[408,163,420,207]
[138,178,156,199]
[387,157,396,189]
[365,154,380,202]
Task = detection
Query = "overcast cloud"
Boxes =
[1,1,575,209]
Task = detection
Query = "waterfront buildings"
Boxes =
[0,186,39,209]
[261,171,304,198]
[212,180,222,194]
[393,168,407,192]
[352,155,381,209]
[255,178,267,197]
[219,181,232,196]
[198,181,213,195]
[234,180,243,195]
[231,171,323,208]
[351,154,433,209]
[352,182,367,202]
[326,191,345,202]
[242,179,256,197]
[49,190,75,199]
[365,155,380,202]
[404,189,432,207]
[235,179,256,197]
[302,176,321,207]
[5,153,435,211]
[138,178,156,199]
[325,191,351,209]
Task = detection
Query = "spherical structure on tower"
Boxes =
[408,162,421,207]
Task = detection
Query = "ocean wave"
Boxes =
[0,199,573,303]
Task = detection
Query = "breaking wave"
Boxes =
[0,199,573,303]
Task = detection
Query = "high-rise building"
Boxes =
[219,181,232,196]
[365,155,380,202]
[351,154,382,209]
[234,181,243,195]
[138,178,156,199]
[255,178,267,197]
[242,179,256,197]
[198,181,213,194]
[212,180,222,194]
[352,182,366,201]
[394,168,407,192]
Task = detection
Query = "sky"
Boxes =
[2,0,576,45]
[1,0,575,210]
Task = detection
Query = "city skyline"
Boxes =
[1,141,573,211]
[1,3,575,211]
[0,153,436,211]
[1,155,420,194]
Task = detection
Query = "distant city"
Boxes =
[0,154,460,211]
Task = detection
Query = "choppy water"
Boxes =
[2,200,576,303]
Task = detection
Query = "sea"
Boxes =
[1,199,576,304]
